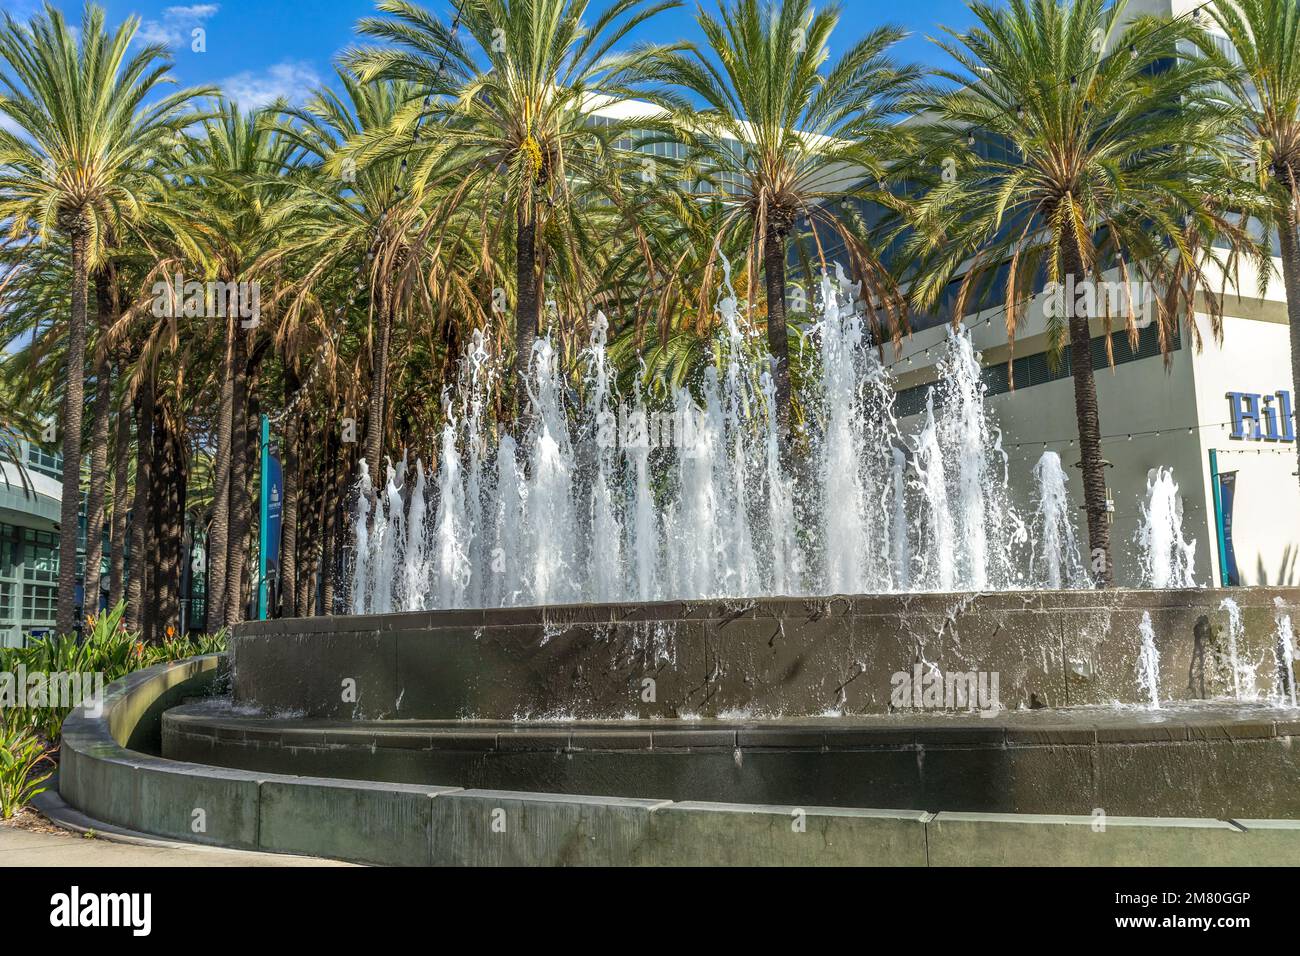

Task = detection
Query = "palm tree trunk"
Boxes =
[56,227,89,635]
[513,206,540,430]
[82,269,116,617]
[1277,208,1300,498]
[320,451,345,615]
[108,378,131,608]
[126,384,153,634]
[279,369,301,618]
[143,389,163,642]
[298,458,323,617]
[365,308,392,475]
[206,316,237,631]
[762,222,794,457]
[320,492,339,614]
[150,399,186,638]
[225,334,252,626]
[1062,238,1113,587]
[295,487,318,616]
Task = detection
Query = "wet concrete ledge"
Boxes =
[160,702,1300,819]
[230,586,1300,720]
[59,657,1300,865]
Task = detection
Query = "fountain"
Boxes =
[1218,597,1259,700]
[1136,610,1161,708]
[343,267,1044,611]
[58,266,1300,866]
[1030,451,1087,589]
[1275,597,1297,708]
[1137,467,1197,589]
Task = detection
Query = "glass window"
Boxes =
[21,583,55,623]
[25,444,62,479]
[22,528,58,583]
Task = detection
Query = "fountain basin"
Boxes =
[164,701,1300,819]
[230,587,1300,720]
[59,650,1300,865]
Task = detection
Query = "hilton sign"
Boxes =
[1226,390,1296,442]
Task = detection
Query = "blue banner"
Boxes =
[1218,470,1241,587]
[267,450,283,566]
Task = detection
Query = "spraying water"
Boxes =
[1218,597,1257,700]
[1137,467,1197,589]
[343,269,1197,613]
[1029,451,1086,589]
[1136,611,1161,709]
[1274,598,1297,708]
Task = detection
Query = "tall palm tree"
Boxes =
[173,102,297,628]
[640,0,920,452]
[268,73,443,476]
[1203,0,1300,496]
[346,0,681,430]
[902,0,1264,586]
[0,2,211,633]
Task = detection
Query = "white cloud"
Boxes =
[168,4,221,17]
[221,61,321,109]
[137,4,220,48]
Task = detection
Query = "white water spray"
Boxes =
[1138,467,1197,589]
[1136,610,1161,709]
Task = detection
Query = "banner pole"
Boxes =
[258,413,270,619]
[1209,448,1229,588]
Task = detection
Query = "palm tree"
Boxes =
[268,73,445,477]
[1203,0,1300,496]
[346,0,681,430]
[639,0,920,452]
[172,102,298,628]
[901,0,1264,586]
[0,2,211,633]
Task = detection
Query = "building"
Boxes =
[885,2,1298,588]
[0,439,63,646]
[892,253,1298,588]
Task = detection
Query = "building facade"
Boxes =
[0,439,64,646]
[893,252,1299,588]
[882,0,1297,589]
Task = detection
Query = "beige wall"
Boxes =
[984,334,1209,587]
[1189,310,1300,586]
[893,252,1298,588]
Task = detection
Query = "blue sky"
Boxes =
[0,0,983,106]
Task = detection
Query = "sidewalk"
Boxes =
[0,816,354,867]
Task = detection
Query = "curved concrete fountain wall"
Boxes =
[230,587,1300,720]
[57,656,1300,865]
[162,703,1300,818]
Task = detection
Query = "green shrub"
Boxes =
[0,708,52,819]
[0,603,227,742]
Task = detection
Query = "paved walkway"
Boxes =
[0,821,353,867]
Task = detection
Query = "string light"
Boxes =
[1006,417,1298,450]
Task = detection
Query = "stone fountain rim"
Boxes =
[57,654,1300,866]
